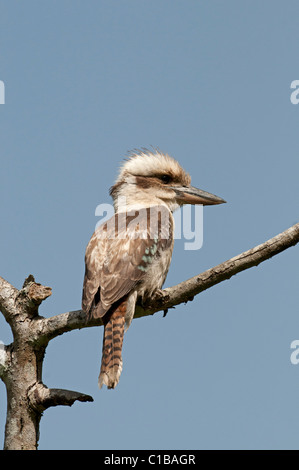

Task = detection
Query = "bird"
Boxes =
[82,149,226,389]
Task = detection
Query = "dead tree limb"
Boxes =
[0,221,298,449]
[34,220,299,340]
[0,276,93,450]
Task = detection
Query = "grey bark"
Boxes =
[0,276,93,450]
[0,221,299,449]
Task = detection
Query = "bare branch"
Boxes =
[28,382,93,412]
[15,275,52,319]
[0,276,19,325]
[31,309,101,346]
[138,220,299,316]
[34,221,299,342]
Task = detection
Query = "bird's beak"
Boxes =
[173,185,226,206]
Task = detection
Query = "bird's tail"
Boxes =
[98,299,127,389]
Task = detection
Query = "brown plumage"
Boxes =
[82,149,225,389]
[99,298,127,389]
[82,205,174,388]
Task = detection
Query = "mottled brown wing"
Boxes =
[82,205,173,319]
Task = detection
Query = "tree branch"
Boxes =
[137,220,299,316]
[15,275,52,319]
[0,276,19,325]
[0,275,90,449]
[28,382,93,413]
[34,221,299,342]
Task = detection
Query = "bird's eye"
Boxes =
[160,174,172,184]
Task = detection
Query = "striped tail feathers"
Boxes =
[98,299,127,389]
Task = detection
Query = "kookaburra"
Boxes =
[82,149,225,389]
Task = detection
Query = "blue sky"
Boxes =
[1,1,299,450]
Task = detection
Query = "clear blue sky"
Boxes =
[1,1,299,450]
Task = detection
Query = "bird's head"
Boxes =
[110,149,226,212]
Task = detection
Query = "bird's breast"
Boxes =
[137,239,174,300]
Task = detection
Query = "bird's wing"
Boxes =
[82,205,173,319]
